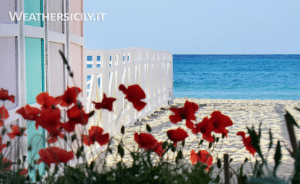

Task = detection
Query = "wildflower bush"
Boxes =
[0,51,300,183]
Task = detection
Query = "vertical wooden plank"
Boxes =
[128,49,136,123]
[25,37,45,179]
[0,37,18,109]
[70,43,83,90]
[48,42,64,96]
[139,49,146,116]
[70,0,83,36]
[24,0,43,27]
[48,0,64,33]
[0,0,16,24]
[115,52,123,132]
[101,50,110,132]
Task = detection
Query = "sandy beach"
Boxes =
[93,97,300,180]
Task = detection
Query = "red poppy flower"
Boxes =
[236,131,256,156]
[210,111,233,137]
[36,147,74,166]
[190,149,213,171]
[62,104,90,133]
[48,128,65,144]
[134,132,158,150]
[167,127,189,147]
[93,93,116,111]
[0,88,15,103]
[2,157,12,171]
[0,105,9,127]
[36,92,59,109]
[82,126,109,146]
[169,100,198,129]
[119,84,146,111]
[16,104,41,121]
[153,142,165,157]
[0,136,7,154]
[56,86,82,107]
[35,108,61,132]
[67,103,90,124]
[8,125,26,139]
[192,117,215,143]
[19,169,28,176]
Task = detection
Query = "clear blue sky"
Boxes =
[84,0,300,54]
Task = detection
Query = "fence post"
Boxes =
[224,154,229,184]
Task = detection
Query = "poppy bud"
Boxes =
[121,125,125,134]
[146,124,151,132]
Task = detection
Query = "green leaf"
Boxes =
[6,141,10,147]
[268,128,273,152]
[215,137,219,143]
[273,140,282,175]
[244,158,248,163]
[285,111,299,128]
[247,127,261,156]
[118,144,124,158]
[229,158,233,163]
[28,145,32,151]
[146,124,152,132]
[217,158,221,168]
[239,164,244,178]
[182,139,185,147]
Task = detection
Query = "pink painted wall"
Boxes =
[0,37,18,109]
[70,0,83,37]
[70,43,83,92]
[49,42,64,96]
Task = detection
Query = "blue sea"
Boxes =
[173,55,300,100]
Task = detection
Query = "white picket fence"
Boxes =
[83,47,173,160]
